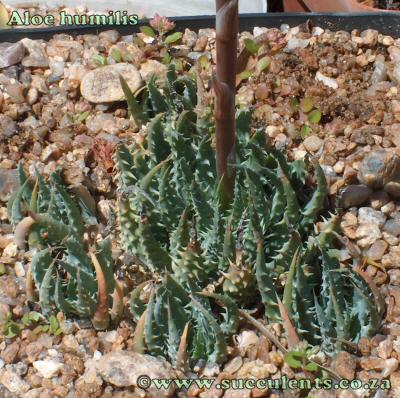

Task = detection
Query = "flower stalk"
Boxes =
[214,0,239,201]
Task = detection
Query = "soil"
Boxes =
[361,0,400,10]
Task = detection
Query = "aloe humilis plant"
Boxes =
[116,62,383,363]
[9,164,122,330]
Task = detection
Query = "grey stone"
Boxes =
[140,59,168,82]
[33,359,63,378]
[99,30,120,44]
[21,38,49,68]
[285,38,310,52]
[0,169,19,202]
[358,207,386,227]
[340,185,372,209]
[384,219,400,236]
[170,45,191,58]
[303,135,323,152]
[80,63,142,103]
[6,82,25,104]
[0,42,25,69]
[385,181,400,198]
[183,28,198,48]
[0,368,30,394]
[361,29,379,47]
[358,150,400,190]
[356,223,382,248]
[96,351,176,397]
[366,240,388,261]
[0,115,18,140]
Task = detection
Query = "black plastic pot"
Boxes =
[0,12,400,43]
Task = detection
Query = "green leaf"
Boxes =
[95,239,115,295]
[33,214,71,243]
[10,178,31,225]
[198,54,210,69]
[300,125,311,139]
[29,311,41,322]
[49,315,59,334]
[140,25,157,38]
[162,53,172,65]
[244,38,260,54]
[148,79,169,114]
[39,262,55,316]
[130,281,150,321]
[76,111,90,124]
[291,97,299,110]
[305,362,319,372]
[239,70,252,80]
[91,54,107,66]
[308,110,322,124]
[4,322,21,339]
[256,56,271,73]
[164,32,183,45]
[22,313,30,326]
[300,97,314,113]
[190,297,227,364]
[284,351,304,369]
[0,263,6,275]
[120,75,148,127]
[110,48,122,63]
[172,59,183,71]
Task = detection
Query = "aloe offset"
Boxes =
[9,165,121,330]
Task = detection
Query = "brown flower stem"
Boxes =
[215,0,239,202]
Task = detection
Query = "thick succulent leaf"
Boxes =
[117,145,139,186]
[144,288,165,357]
[255,240,280,322]
[139,219,171,273]
[190,297,227,364]
[148,76,169,114]
[281,174,300,227]
[31,249,53,287]
[120,75,148,127]
[17,162,33,205]
[169,210,190,258]
[55,272,76,315]
[96,239,115,294]
[147,114,170,164]
[35,170,51,213]
[163,274,191,307]
[200,292,239,336]
[38,261,55,316]
[167,296,189,361]
[50,176,84,236]
[159,165,185,231]
[300,161,328,234]
[195,136,216,198]
[10,178,31,225]
[76,269,97,318]
[129,281,150,321]
[32,213,71,244]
